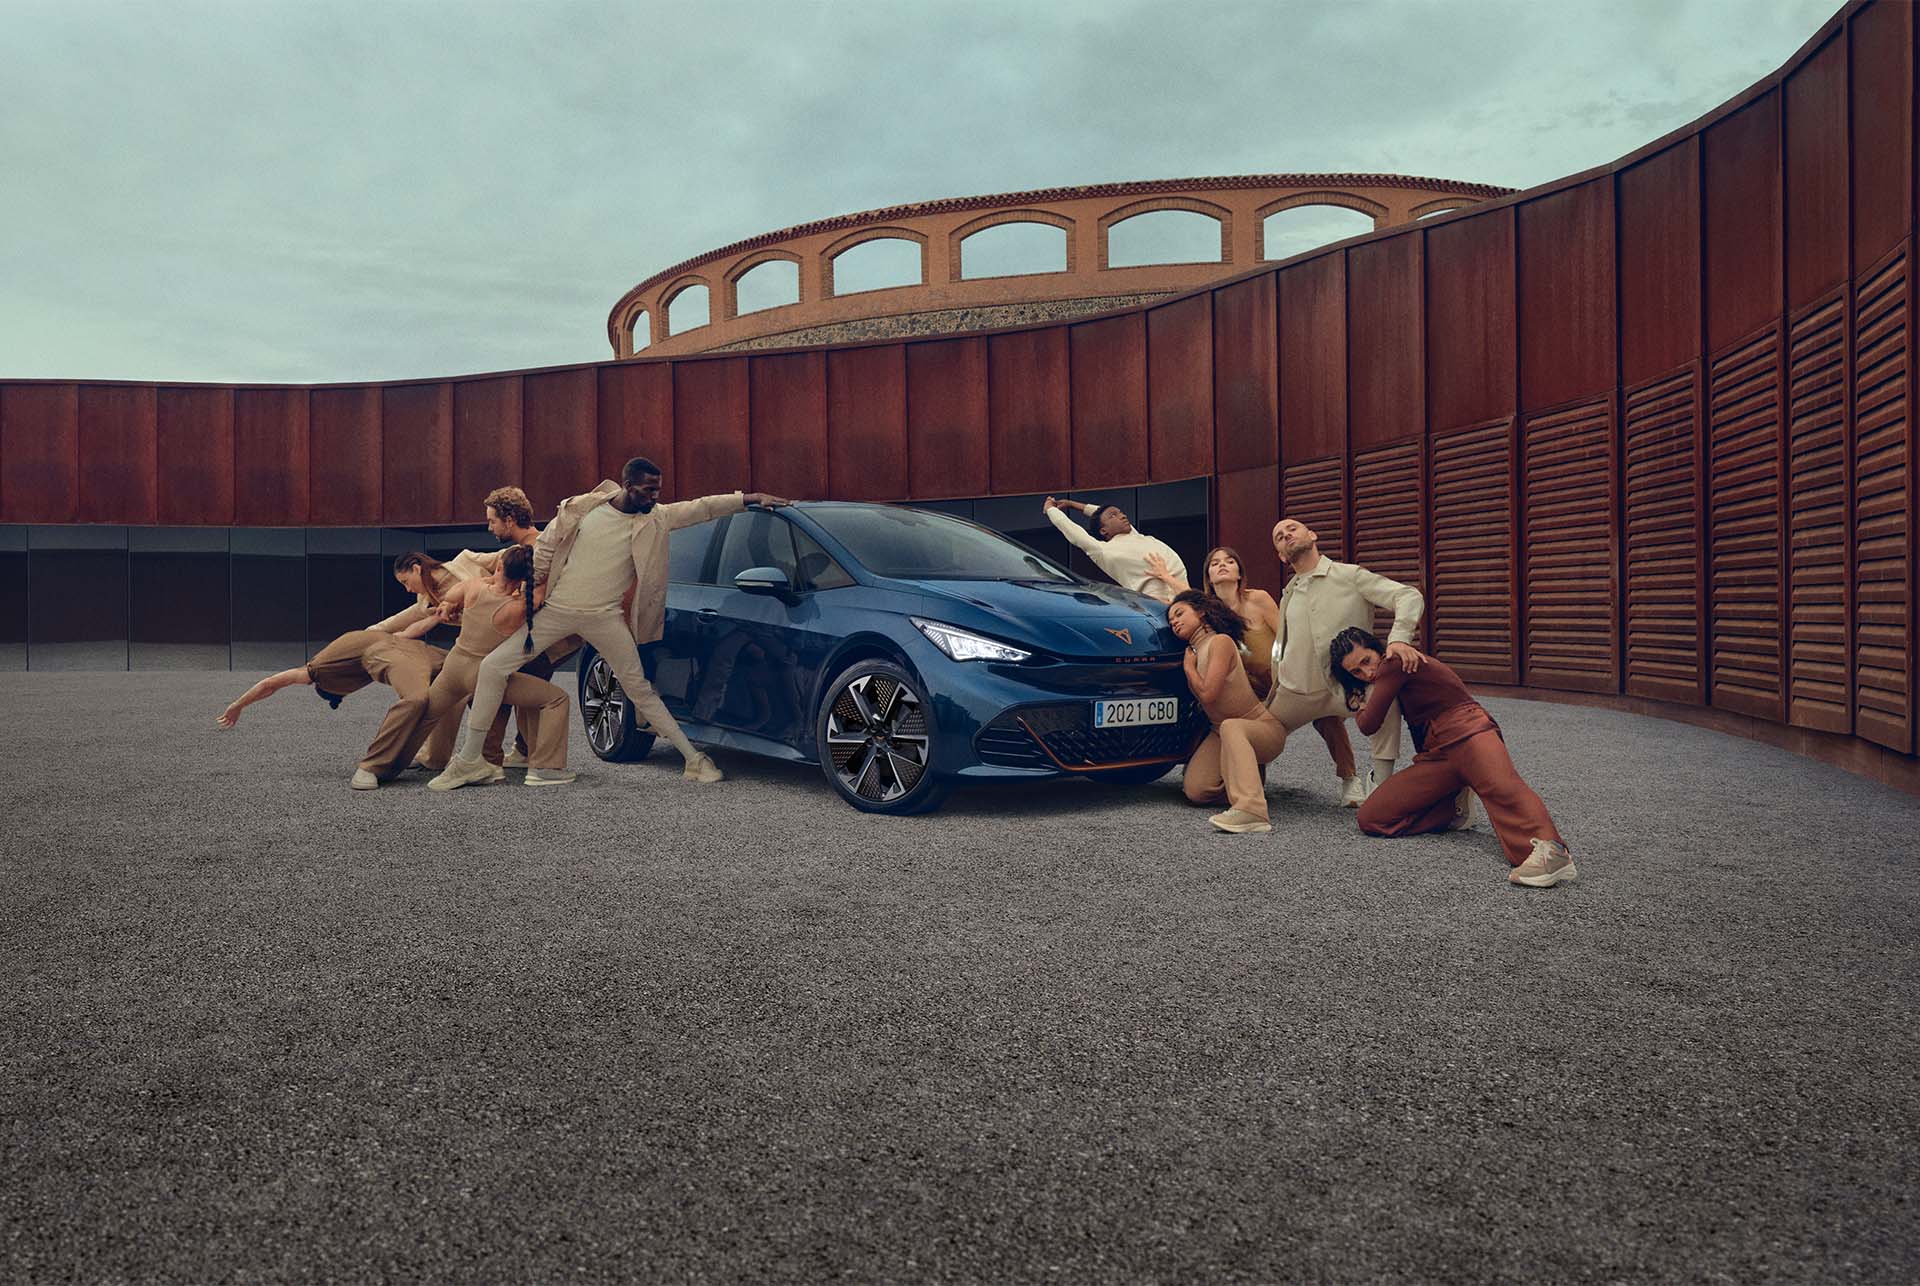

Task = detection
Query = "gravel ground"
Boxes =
[3,671,1916,1284]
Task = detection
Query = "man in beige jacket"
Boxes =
[432,456,790,789]
[1043,496,1187,603]
[1266,517,1425,806]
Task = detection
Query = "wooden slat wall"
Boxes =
[1707,326,1786,720]
[1623,368,1702,703]
[1279,457,1344,563]
[1429,419,1515,684]
[1522,397,1616,692]
[1349,441,1424,643]
[1785,291,1852,731]
[1852,245,1912,751]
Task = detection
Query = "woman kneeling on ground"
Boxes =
[1168,590,1288,834]
[1328,626,1574,887]
[411,545,576,789]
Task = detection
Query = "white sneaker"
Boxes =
[1446,788,1478,831]
[351,769,379,790]
[502,748,529,768]
[1340,773,1370,808]
[524,768,577,787]
[429,755,500,792]
[1510,838,1577,887]
[1208,808,1272,834]
[683,752,723,784]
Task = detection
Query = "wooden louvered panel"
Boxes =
[1350,441,1424,643]
[1707,325,1784,719]
[1281,456,1345,562]
[1623,368,1700,703]
[1430,419,1514,683]
[1785,291,1851,732]
[1523,397,1616,693]
[1853,247,1913,752]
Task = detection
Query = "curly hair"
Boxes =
[483,486,534,529]
[1170,589,1246,643]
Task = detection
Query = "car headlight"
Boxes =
[911,618,1032,663]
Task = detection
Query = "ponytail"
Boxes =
[523,575,536,653]
[499,545,539,653]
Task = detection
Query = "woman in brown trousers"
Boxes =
[1169,590,1289,835]
[1329,626,1575,888]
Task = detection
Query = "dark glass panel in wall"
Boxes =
[306,528,383,655]
[28,526,128,670]
[232,528,306,671]
[972,494,1073,572]
[1136,477,1210,593]
[0,527,26,671]
[130,527,230,669]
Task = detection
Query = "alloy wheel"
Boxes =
[824,673,930,803]
[582,655,627,755]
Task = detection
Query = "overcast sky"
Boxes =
[1,0,1837,386]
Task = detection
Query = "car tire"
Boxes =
[815,659,948,814]
[1086,762,1176,787]
[577,646,657,763]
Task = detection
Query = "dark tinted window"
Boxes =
[668,517,722,584]
[713,511,798,586]
[792,525,854,591]
[804,505,1076,582]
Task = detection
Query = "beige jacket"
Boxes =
[371,548,505,633]
[1270,556,1424,698]
[534,480,745,644]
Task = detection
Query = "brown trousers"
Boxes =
[1183,710,1290,820]
[405,651,570,772]
[1356,728,1563,866]
[356,644,443,779]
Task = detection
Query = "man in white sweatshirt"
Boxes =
[1042,497,1187,603]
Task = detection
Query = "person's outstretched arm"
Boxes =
[369,601,428,634]
[217,667,311,727]
[1043,497,1102,556]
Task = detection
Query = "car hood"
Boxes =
[913,578,1182,658]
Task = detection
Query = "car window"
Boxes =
[792,525,854,591]
[802,504,1077,581]
[713,510,799,586]
[668,517,721,584]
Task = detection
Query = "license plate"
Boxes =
[1093,697,1179,729]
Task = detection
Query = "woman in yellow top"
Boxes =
[1168,591,1289,835]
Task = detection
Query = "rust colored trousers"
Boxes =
[1355,728,1563,866]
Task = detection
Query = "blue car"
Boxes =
[575,501,1206,814]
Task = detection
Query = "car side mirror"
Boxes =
[733,566,793,594]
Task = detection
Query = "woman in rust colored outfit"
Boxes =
[1329,626,1575,887]
[1169,591,1289,835]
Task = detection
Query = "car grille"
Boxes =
[975,703,1206,771]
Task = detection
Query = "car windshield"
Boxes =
[803,505,1078,582]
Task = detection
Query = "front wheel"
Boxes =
[577,647,657,763]
[815,660,948,814]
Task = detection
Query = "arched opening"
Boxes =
[1105,210,1223,269]
[1261,205,1375,261]
[733,259,800,315]
[960,221,1068,279]
[667,283,710,334]
[629,309,651,352]
[830,237,923,295]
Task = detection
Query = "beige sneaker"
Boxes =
[1510,838,1577,888]
[1208,808,1272,834]
[351,769,379,790]
[1340,773,1370,808]
[502,748,530,769]
[1445,788,1478,831]
[524,768,577,787]
[429,755,500,792]
[683,752,724,784]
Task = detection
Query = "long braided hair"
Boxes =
[498,545,539,653]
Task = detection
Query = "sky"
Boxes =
[1,0,1839,386]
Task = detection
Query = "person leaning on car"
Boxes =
[1042,496,1187,603]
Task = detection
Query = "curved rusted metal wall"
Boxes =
[0,0,1912,788]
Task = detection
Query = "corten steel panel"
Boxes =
[826,345,907,501]
[597,363,672,491]
[233,388,309,525]
[1349,440,1425,644]
[1785,289,1851,732]
[1429,418,1516,684]
[1068,314,1148,488]
[1623,367,1705,705]
[1280,456,1345,564]
[308,387,382,525]
[1852,244,1913,752]
[0,384,78,523]
[454,377,525,516]
[1784,34,1850,312]
[1214,465,1282,594]
[1518,178,1616,413]
[1146,293,1213,481]
[1707,326,1785,720]
[1850,0,1912,267]
[523,369,599,517]
[1277,257,1344,465]
[1213,274,1278,473]
[156,387,234,525]
[906,338,989,499]
[380,383,453,525]
[1704,95,1783,351]
[1425,208,1516,432]
[1348,234,1424,449]
[77,384,158,524]
[673,358,752,499]
[750,351,829,499]
[1618,140,1704,387]
[1521,397,1617,692]
[987,328,1071,495]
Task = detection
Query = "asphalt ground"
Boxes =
[3,671,1916,1283]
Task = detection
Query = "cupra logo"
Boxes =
[1106,628,1133,645]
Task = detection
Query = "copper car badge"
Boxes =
[1106,628,1133,645]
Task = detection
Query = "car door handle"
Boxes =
[697,607,720,617]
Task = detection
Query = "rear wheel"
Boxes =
[577,647,657,763]
[815,660,947,814]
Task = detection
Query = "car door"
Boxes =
[652,513,723,713]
